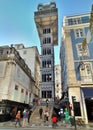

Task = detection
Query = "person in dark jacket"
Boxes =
[46,99,49,107]
[39,107,43,119]
[28,109,32,123]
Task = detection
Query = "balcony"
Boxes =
[81,76,93,82]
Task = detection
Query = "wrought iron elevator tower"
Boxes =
[34,2,58,102]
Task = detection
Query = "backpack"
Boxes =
[52,116,57,123]
[16,113,20,119]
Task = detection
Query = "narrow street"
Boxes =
[0,126,93,130]
[0,121,93,130]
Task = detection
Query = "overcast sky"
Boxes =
[0,0,92,64]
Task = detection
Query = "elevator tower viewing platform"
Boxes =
[34,2,58,46]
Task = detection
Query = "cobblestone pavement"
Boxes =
[0,120,93,130]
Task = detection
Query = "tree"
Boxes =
[78,38,87,70]
[82,38,87,51]
[90,4,93,34]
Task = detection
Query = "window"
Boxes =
[72,18,81,25]
[43,37,51,44]
[15,85,18,90]
[76,43,89,57]
[47,91,52,98]
[42,48,51,55]
[43,28,51,34]
[86,64,91,75]
[47,48,51,54]
[42,74,52,82]
[42,48,46,55]
[21,89,24,93]
[42,91,46,98]
[0,50,3,55]
[42,60,46,68]
[42,91,52,98]
[42,60,51,68]
[80,63,92,82]
[47,60,51,68]
[78,44,82,52]
[26,91,28,95]
[75,29,84,38]
[57,84,59,87]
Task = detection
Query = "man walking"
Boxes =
[39,107,43,119]
[22,109,28,127]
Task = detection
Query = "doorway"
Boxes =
[85,98,93,122]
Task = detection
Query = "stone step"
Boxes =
[30,105,53,123]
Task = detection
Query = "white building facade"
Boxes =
[0,46,35,104]
[55,65,62,99]
[14,44,40,100]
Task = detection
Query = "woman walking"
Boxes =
[15,111,21,127]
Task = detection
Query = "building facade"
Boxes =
[34,2,58,102]
[60,12,93,123]
[55,64,62,99]
[14,44,40,100]
[0,46,35,104]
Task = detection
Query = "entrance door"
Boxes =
[85,98,93,121]
[82,88,93,122]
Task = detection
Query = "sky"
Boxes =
[0,0,92,65]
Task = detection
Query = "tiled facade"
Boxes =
[60,12,93,124]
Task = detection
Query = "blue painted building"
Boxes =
[60,10,93,124]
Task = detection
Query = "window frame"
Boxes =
[43,28,51,34]
[80,62,92,82]
[72,18,81,25]
[76,43,89,57]
[43,37,51,44]
[75,28,84,38]
[15,85,18,90]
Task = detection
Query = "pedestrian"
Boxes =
[22,109,28,127]
[10,110,16,121]
[15,111,21,127]
[64,108,70,125]
[28,109,32,123]
[39,107,43,119]
[35,97,39,105]
[45,110,49,121]
[33,98,35,106]
[58,108,64,121]
[43,110,47,122]
[46,99,49,107]
[51,114,58,128]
